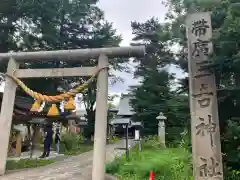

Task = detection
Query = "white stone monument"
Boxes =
[186,12,223,180]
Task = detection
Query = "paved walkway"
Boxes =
[1,140,134,180]
[8,150,64,161]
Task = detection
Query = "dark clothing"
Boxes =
[43,142,51,157]
[45,127,53,143]
[55,132,60,143]
[40,126,53,158]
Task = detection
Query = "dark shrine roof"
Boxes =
[0,92,74,122]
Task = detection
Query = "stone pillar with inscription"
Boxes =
[186,12,224,180]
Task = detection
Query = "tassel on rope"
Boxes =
[47,104,60,116]
[38,101,46,112]
[30,100,41,112]
[64,97,76,110]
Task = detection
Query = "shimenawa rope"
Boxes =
[3,67,106,103]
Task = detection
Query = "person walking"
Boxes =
[55,128,61,154]
[40,124,53,158]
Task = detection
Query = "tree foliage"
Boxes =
[129,19,190,142]
[0,0,128,137]
[131,18,174,77]
[130,69,174,135]
[0,0,125,92]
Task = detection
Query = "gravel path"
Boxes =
[0,140,134,180]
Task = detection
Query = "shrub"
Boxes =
[60,133,84,152]
[106,158,123,174]
[225,168,240,180]
[178,129,191,152]
[58,133,92,155]
[142,135,164,149]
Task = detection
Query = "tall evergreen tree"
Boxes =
[129,18,190,141]
[130,69,174,135]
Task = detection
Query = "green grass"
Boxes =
[62,144,93,155]
[6,159,55,170]
[106,141,193,180]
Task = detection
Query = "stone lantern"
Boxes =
[156,112,167,146]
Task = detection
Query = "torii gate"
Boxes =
[0,46,145,180]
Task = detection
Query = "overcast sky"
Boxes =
[98,0,167,96]
[97,0,184,105]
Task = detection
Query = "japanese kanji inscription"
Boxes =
[186,12,223,180]
[192,39,210,57]
[198,156,222,177]
[192,19,210,37]
[192,84,213,108]
[195,115,216,147]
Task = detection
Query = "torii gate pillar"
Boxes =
[0,46,145,178]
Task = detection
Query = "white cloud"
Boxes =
[97,0,170,99]
[98,0,185,106]
[97,0,168,46]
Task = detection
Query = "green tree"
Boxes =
[129,18,190,142]
[166,94,190,143]
[164,0,240,174]
[131,18,174,77]
[0,0,124,93]
[16,0,122,94]
[130,69,174,135]
[0,0,128,137]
